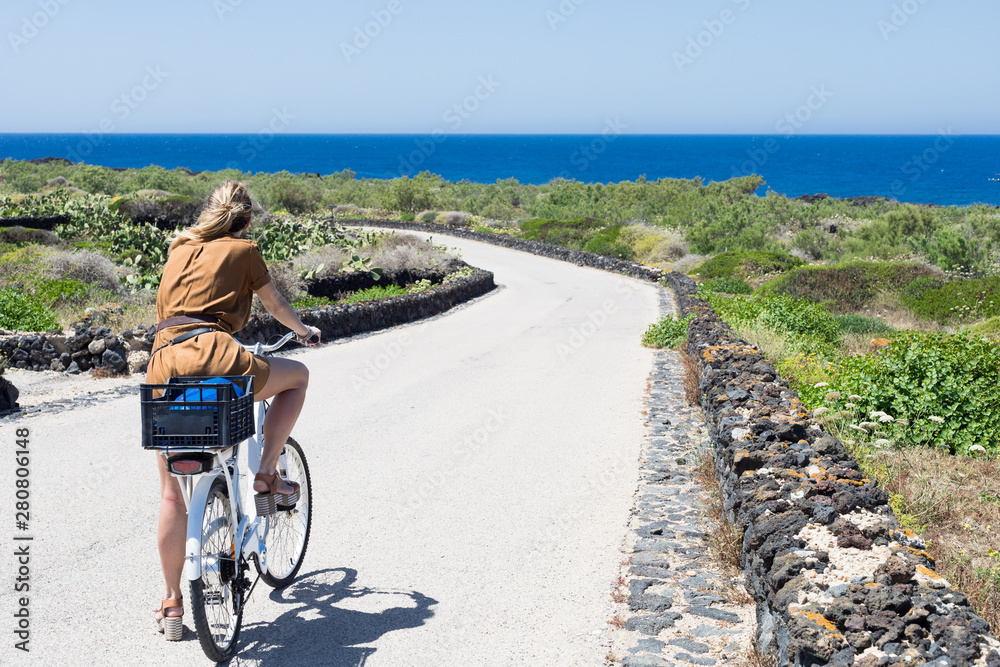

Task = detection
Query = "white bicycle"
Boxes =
[140,330,313,662]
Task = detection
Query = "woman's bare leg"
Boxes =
[253,356,309,495]
[156,454,186,615]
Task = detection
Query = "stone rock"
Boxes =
[625,611,683,635]
[0,375,19,411]
[101,349,128,374]
[874,554,916,585]
[668,638,710,654]
[629,639,665,654]
[88,338,106,356]
[50,358,65,372]
[128,350,150,374]
[686,606,741,623]
[65,361,81,375]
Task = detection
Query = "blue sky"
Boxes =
[1,0,997,134]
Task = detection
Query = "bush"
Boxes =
[701,277,753,294]
[693,251,804,280]
[519,217,602,249]
[705,291,841,349]
[759,261,942,312]
[291,295,334,309]
[45,250,122,293]
[0,288,57,331]
[582,225,633,260]
[267,177,321,214]
[824,332,1000,456]
[834,314,895,336]
[641,315,693,348]
[902,276,1000,324]
[339,284,408,303]
[0,227,63,246]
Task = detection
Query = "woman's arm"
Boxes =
[255,282,321,344]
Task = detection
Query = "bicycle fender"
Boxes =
[183,473,221,581]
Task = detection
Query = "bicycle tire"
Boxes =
[257,436,312,588]
[190,476,243,662]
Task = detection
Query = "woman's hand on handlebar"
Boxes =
[297,325,321,346]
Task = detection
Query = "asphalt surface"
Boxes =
[0,232,660,666]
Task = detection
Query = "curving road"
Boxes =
[0,232,661,666]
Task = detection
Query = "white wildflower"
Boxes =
[848,395,863,402]
[969,445,987,455]
[870,411,888,419]
[879,414,895,423]
[813,407,831,417]
[814,382,830,389]
[895,419,908,426]
[859,422,879,430]
[928,416,945,424]
[848,424,869,434]
[824,391,842,402]
[875,439,892,447]
[844,402,856,409]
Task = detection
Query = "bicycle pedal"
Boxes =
[204,591,224,605]
[255,492,277,516]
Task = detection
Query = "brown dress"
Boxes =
[145,236,273,394]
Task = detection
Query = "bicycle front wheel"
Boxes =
[258,436,312,588]
[190,476,243,662]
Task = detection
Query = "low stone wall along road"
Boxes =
[0,233,665,665]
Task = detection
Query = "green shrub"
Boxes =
[834,314,895,336]
[705,292,841,348]
[701,277,753,294]
[291,295,334,309]
[267,176,321,214]
[0,288,57,331]
[519,217,602,249]
[339,284,408,304]
[759,261,941,312]
[823,332,1000,455]
[581,225,633,260]
[641,315,693,348]
[35,278,90,306]
[902,276,1000,324]
[967,316,1000,340]
[693,251,804,280]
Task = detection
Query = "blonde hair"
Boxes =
[169,180,253,252]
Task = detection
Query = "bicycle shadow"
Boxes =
[225,567,437,666]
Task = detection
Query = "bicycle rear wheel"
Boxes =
[190,476,243,662]
[257,436,312,587]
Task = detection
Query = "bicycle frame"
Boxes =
[165,332,297,582]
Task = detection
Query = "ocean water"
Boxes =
[1,133,997,207]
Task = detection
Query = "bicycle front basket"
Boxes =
[140,375,254,451]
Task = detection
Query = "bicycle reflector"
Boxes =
[166,453,216,475]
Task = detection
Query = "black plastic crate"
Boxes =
[140,376,254,451]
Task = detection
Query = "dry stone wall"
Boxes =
[672,283,1000,667]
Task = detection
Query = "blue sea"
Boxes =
[1,133,998,207]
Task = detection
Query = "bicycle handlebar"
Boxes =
[241,329,317,355]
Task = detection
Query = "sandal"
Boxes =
[154,597,183,641]
[254,472,300,516]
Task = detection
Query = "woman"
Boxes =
[146,180,321,639]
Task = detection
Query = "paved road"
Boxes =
[0,233,661,666]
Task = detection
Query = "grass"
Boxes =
[640,315,692,349]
